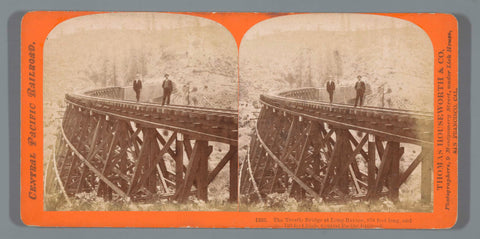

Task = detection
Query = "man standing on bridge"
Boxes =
[133,73,142,102]
[162,73,173,106]
[326,76,335,104]
[354,75,366,107]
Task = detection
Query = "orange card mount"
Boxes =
[21,12,458,228]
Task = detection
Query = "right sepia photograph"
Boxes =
[238,13,434,212]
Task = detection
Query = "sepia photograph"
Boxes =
[42,12,239,211]
[19,10,458,228]
[238,13,434,212]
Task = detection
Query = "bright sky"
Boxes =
[48,13,424,44]
[243,13,424,40]
[47,12,220,39]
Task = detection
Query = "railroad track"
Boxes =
[241,87,434,203]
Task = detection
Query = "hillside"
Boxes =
[44,25,238,112]
[239,27,434,111]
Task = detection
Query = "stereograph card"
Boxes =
[20,12,458,228]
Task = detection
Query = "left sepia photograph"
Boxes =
[43,13,239,211]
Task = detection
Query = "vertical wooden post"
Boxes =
[175,133,184,193]
[421,147,433,203]
[118,123,129,192]
[311,142,322,192]
[388,142,402,202]
[367,134,376,199]
[374,142,393,197]
[229,145,238,202]
[147,129,157,194]
[196,140,209,201]
[335,129,351,195]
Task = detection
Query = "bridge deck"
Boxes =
[66,89,238,145]
[262,87,433,145]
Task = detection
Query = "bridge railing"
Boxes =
[277,87,319,100]
[65,87,238,144]
[83,86,125,99]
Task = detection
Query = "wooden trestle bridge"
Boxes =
[53,87,238,202]
[240,88,434,203]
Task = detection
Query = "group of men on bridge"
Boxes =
[132,73,173,106]
[132,72,366,108]
[326,75,366,107]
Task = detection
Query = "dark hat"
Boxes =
[164,73,169,77]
